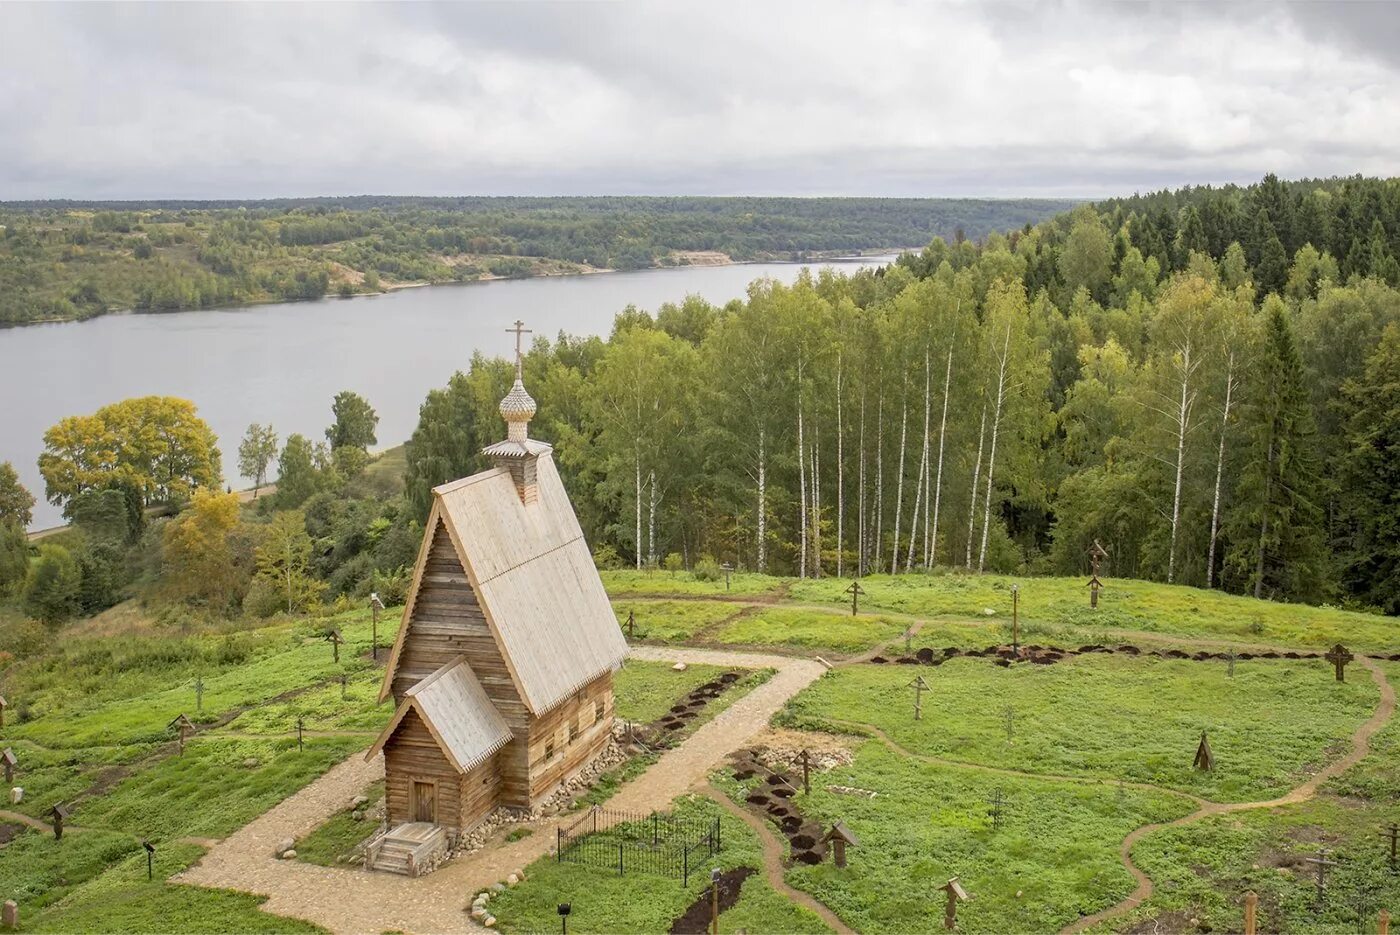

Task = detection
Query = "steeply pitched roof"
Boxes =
[434,453,627,714]
[366,657,513,773]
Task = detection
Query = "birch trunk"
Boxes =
[965,400,988,569]
[890,390,909,574]
[756,426,767,573]
[857,384,867,577]
[836,354,845,578]
[647,469,658,568]
[874,387,884,574]
[812,420,822,577]
[1166,342,1199,585]
[977,323,1012,573]
[634,452,643,570]
[929,343,954,568]
[1205,351,1236,589]
[908,348,932,571]
[797,363,808,579]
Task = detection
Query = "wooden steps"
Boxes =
[366,822,448,877]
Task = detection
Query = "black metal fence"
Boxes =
[556,805,721,885]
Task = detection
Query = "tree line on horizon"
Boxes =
[0,196,1074,326]
[1,174,1396,622]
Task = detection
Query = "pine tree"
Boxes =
[1337,323,1400,613]
[1224,300,1327,600]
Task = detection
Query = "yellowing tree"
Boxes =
[254,511,323,614]
[160,489,243,609]
[40,397,221,517]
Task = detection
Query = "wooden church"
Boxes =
[367,325,628,843]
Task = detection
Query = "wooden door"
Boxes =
[412,781,436,823]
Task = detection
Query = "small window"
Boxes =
[545,739,555,760]
[595,699,605,722]
[568,720,578,744]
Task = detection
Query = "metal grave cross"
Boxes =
[1226,650,1237,678]
[507,320,533,372]
[194,676,205,713]
[909,675,931,721]
[1325,644,1354,682]
[1010,584,1021,652]
[627,610,636,639]
[295,717,305,751]
[845,580,865,617]
[325,628,344,664]
[1303,848,1339,910]
[987,788,1008,831]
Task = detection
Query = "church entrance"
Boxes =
[412,780,436,824]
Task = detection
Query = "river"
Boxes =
[2,257,892,530]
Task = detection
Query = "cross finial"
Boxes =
[507,320,533,377]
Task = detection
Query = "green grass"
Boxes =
[613,660,735,724]
[293,782,384,867]
[600,569,788,599]
[488,794,827,934]
[0,827,143,910]
[72,736,365,842]
[220,668,391,736]
[721,741,1191,935]
[22,843,324,934]
[613,599,749,643]
[714,607,907,654]
[779,656,1378,802]
[791,573,1400,651]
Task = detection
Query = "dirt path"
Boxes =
[176,646,827,935]
[702,782,852,935]
[1061,655,1396,934]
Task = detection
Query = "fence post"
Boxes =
[618,841,624,877]
[1243,891,1257,935]
[594,806,599,834]
[716,817,721,851]
[653,812,659,846]
[684,844,689,887]
[557,827,562,862]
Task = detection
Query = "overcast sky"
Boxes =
[2,1,1398,201]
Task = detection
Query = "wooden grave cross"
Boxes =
[325,628,344,664]
[0,694,7,728]
[1002,705,1016,744]
[909,675,931,721]
[1193,731,1215,771]
[168,714,196,755]
[1325,643,1354,682]
[720,562,733,592]
[627,610,636,639]
[194,676,204,713]
[1,748,15,786]
[296,717,305,751]
[844,580,865,617]
[1383,823,1398,871]
[904,628,914,653]
[821,821,859,869]
[1226,650,1237,678]
[1303,848,1338,910]
[1087,540,1108,608]
[1243,891,1258,935]
[1087,575,1104,609]
[797,749,813,794]
[49,802,70,841]
[340,674,348,700]
[942,877,969,931]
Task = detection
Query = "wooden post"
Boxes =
[2,900,16,931]
[798,750,812,795]
[710,868,722,934]
[1384,823,1399,870]
[0,695,7,729]
[627,611,635,639]
[942,878,968,931]
[370,593,384,662]
[296,717,304,751]
[340,675,348,700]
[1010,584,1020,652]
[1379,909,1390,935]
[1243,891,1257,935]
[1,749,14,786]
[721,562,733,591]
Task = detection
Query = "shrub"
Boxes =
[24,543,82,624]
[593,543,624,571]
[692,556,723,582]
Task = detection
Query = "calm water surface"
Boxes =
[2,258,890,529]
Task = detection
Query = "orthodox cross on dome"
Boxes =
[507,319,533,377]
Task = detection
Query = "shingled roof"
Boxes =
[366,657,513,772]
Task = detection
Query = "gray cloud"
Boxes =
[2,0,1398,200]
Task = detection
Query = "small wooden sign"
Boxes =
[942,877,969,930]
[822,821,859,869]
[1193,731,1214,771]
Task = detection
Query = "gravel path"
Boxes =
[175,645,826,934]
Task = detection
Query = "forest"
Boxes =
[0,195,1073,325]
[1,174,1397,632]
